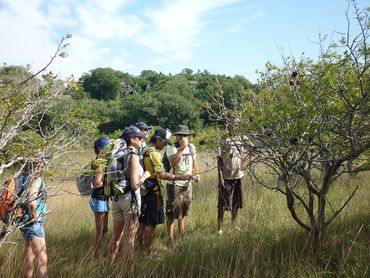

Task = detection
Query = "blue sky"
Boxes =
[0,0,367,82]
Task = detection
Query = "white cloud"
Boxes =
[0,0,58,70]
[0,0,248,77]
[138,0,242,64]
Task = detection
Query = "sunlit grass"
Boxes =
[0,153,369,277]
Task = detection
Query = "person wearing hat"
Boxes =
[138,128,193,256]
[90,137,110,258]
[135,122,152,147]
[20,150,49,278]
[217,133,246,236]
[107,126,151,271]
[165,125,200,247]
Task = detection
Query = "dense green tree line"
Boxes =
[71,67,256,135]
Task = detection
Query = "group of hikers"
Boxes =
[4,122,247,277]
[90,123,200,272]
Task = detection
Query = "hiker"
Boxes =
[90,137,110,257]
[217,135,245,235]
[139,128,192,256]
[107,126,151,272]
[135,122,152,148]
[20,151,48,278]
[165,125,200,247]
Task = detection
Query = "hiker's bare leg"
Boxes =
[144,225,155,255]
[30,236,48,278]
[123,217,138,272]
[93,212,107,257]
[178,217,185,237]
[108,219,124,264]
[166,218,175,241]
[217,206,224,232]
[22,240,35,278]
[102,213,108,235]
[137,223,145,251]
[231,207,239,228]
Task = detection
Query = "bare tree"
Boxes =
[0,34,94,247]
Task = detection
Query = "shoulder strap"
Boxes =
[188,143,195,159]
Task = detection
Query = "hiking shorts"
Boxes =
[111,193,139,221]
[218,178,244,211]
[20,222,45,241]
[90,198,109,213]
[166,183,192,220]
[139,191,164,226]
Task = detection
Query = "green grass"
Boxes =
[0,157,369,277]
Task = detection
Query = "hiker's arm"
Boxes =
[169,136,189,166]
[129,154,150,190]
[217,156,225,188]
[152,151,191,181]
[28,177,42,220]
[94,168,104,187]
[169,148,185,166]
[158,171,192,181]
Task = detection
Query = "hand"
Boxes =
[179,137,189,149]
[193,174,200,183]
[142,171,151,180]
[183,174,193,181]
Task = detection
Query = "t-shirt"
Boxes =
[218,137,244,180]
[141,146,164,196]
[165,143,196,187]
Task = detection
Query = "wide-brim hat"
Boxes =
[173,125,194,135]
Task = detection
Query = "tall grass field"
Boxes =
[0,151,369,277]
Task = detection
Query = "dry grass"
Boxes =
[0,153,369,277]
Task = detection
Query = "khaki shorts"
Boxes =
[111,192,139,221]
[165,183,192,220]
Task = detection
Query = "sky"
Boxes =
[0,0,367,82]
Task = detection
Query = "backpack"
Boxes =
[162,143,195,172]
[104,147,135,198]
[0,176,27,223]
[75,164,94,196]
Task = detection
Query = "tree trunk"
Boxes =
[310,194,326,256]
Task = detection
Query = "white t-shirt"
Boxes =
[165,143,196,187]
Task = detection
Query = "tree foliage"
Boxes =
[205,1,369,253]
[80,67,123,100]
[0,36,96,246]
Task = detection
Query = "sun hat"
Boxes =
[173,125,194,135]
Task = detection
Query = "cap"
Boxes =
[94,137,110,150]
[173,125,194,135]
[154,128,172,145]
[120,126,146,141]
[135,122,152,130]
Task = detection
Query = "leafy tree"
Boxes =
[80,67,123,100]
[119,75,201,130]
[205,1,369,254]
